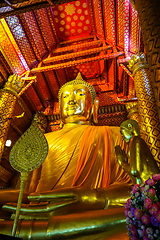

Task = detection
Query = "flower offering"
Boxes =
[125,174,160,240]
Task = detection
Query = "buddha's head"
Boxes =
[120,119,140,143]
[58,73,99,125]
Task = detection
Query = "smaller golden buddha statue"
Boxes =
[115,119,160,185]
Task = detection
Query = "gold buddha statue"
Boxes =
[0,73,150,239]
[115,119,160,184]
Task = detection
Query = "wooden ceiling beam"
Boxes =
[0,0,76,8]
[88,0,96,37]
[60,35,94,45]
[19,14,41,62]
[0,2,50,19]
[32,82,47,109]
[31,52,124,73]
[33,10,51,52]
[53,39,103,53]
[43,46,111,63]
[43,72,58,101]
[47,7,60,44]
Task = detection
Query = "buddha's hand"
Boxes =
[2,187,107,218]
[4,74,25,94]
[115,145,128,167]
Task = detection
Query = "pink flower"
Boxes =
[130,224,137,235]
[149,204,159,215]
[124,209,128,217]
[144,198,152,209]
[137,229,144,237]
[156,201,160,209]
[145,178,155,186]
[126,217,130,224]
[141,186,145,193]
[147,188,156,198]
[134,208,143,219]
[128,211,133,218]
[141,214,150,225]
[132,184,140,193]
[155,210,160,223]
[146,227,153,234]
[132,236,139,240]
[152,173,160,181]
[143,237,150,240]
[125,199,131,209]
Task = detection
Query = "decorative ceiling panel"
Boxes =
[124,0,130,54]
[103,0,115,44]
[0,6,12,14]
[117,0,125,47]
[21,11,47,58]
[130,4,140,53]
[0,19,28,75]
[5,15,37,68]
[51,0,93,40]
[92,0,104,38]
[35,8,56,50]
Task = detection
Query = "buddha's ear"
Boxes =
[92,98,99,124]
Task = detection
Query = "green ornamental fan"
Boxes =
[9,121,48,237]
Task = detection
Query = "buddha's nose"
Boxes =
[68,92,76,104]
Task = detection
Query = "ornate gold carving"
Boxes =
[128,53,149,76]
[9,121,48,173]
[0,91,17,161]
[3,74,25,96]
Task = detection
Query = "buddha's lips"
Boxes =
[67,105,80,111]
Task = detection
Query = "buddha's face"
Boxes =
[60,84,92,124]
[120,127,133,143]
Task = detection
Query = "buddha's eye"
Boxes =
[79,93,85,96]
[63,94,69,98]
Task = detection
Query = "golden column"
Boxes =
[128,53,160,166]
[0,74,25,161]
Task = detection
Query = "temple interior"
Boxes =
[0,0,141,189]
[0,0,160,239]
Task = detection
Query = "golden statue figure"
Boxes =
[115,119,160,185]
[0,73,158,239]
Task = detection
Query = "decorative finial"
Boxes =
[75,72,84,81]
